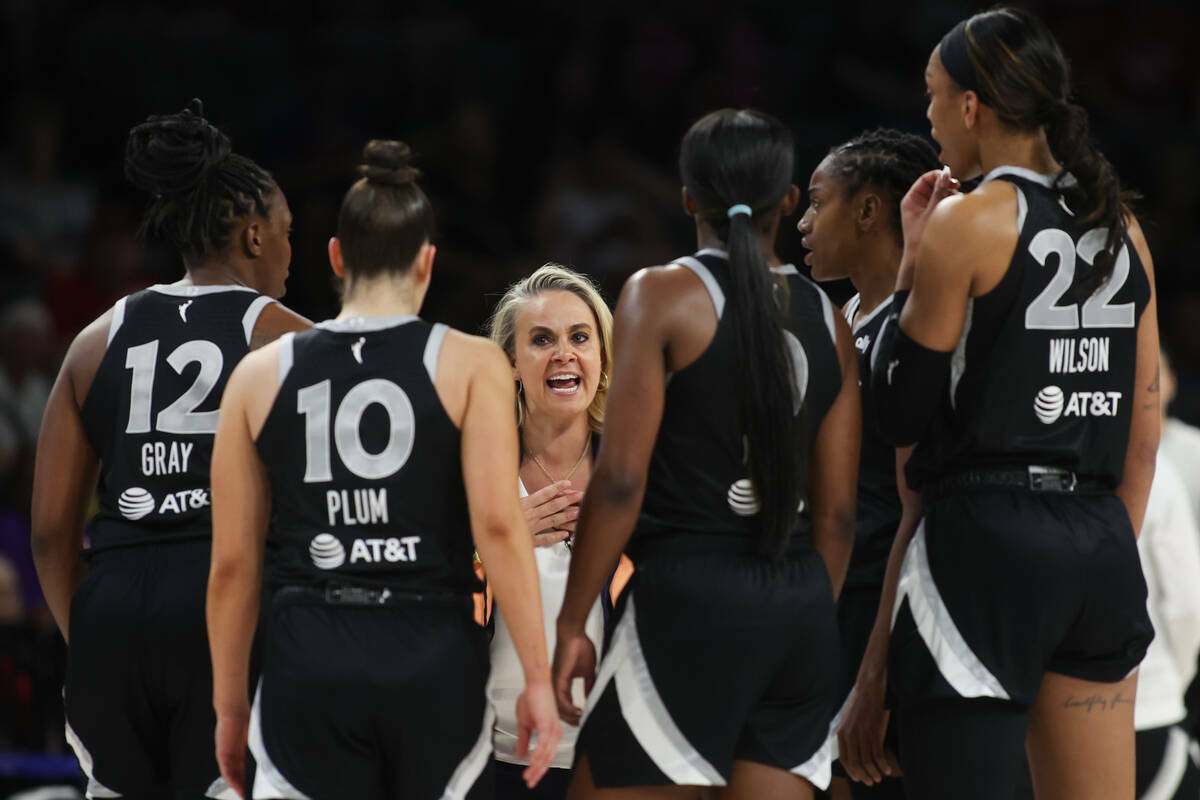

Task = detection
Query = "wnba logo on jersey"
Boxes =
[1034,385,1122,424]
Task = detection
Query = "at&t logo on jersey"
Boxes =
[118,487,156,520]
[1033,385,1122,424]
[308,533,422,569]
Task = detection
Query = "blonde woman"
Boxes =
[485,263,628,799]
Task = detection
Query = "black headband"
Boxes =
[939,20,978,94]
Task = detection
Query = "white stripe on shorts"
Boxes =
[206,777,240,800]
[893,522,1010,700]
[788,687,848,791]
[64,718,121,798]
[439,703,495,800]
[1141,726,1190,800]
[249,680,312,800]
[582,594,727,786]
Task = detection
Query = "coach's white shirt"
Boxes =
[488,479,605,768]
[1134,452,1200,731]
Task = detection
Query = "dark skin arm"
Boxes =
[30,312,108,643]
[553,264,712,724]
[808,308,859,599]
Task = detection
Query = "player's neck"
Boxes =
[978,129,1061,178]
[695,224,783,268]
[338,274,423,319]
[522,413,591,473]
[850,238,903,320]
[179,260,253,289]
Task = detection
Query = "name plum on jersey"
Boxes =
[326,487,389,527]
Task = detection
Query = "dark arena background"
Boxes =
[0,0,1197,795]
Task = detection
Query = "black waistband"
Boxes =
[274,583,472,608]
[927,466,1112,500]
[628,530,813,563]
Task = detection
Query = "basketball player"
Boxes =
[553,109,860,799]
[207,140,561,799]
[867,9,1159,798]
[798,129,940,798]
[30,99,309,799]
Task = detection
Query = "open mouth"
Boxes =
[546,372,582,395]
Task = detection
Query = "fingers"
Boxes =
[524,719,560,788]
[515,721,531,761]
[532,530,571,548]
[555,666,582,725]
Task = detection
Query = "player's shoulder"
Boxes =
[441,327,508,373]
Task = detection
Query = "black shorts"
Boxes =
[889,489,1153,710]
[575,548,840,790]
[250,589,492,800]
[65,540,230,799]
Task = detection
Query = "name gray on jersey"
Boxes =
[140,441,195,475]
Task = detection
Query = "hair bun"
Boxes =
[357,140,420,186]
[124,98,232,197]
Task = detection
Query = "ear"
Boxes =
[779,184,801,217]
[328,237,345,279]
[681,186,699,218]
[962,89,980,130]
[243,220,263,258]
[857,192,882,232]
[414,241,436,285]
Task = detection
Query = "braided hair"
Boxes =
[825,128,940,244]
[336,139,435,280]
[124,99,277,261]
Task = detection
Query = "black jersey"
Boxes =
[844,294,902,588]
[81,285,275,551]
[255,317,477,595]
[904,167,1151,489]
[633,249,842,554]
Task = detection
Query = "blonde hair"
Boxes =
[487,263,613,433]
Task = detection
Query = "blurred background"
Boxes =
[0,0,1196,794]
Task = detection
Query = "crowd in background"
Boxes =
[1,0,1197,792]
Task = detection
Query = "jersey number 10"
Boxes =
[1025,227,1136,331]
[297,378,416,483]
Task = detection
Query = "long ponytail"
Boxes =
[946,7,1135,294]
[680,109,804,559]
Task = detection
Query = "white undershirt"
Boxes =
[1135,452,1200,731]
[487,478,606,767]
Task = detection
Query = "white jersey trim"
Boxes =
[981,165,1078,189]
[439,704,496,799]
[851,294,894,335]
[893,522,1011,700]
[242,295,275,345]
[64,717,122,798]
[107,296,128,346]
[147,284,257,297]
[1014,185,1029,233]
[816,285,837,346]
[249,681,312,800]
[278,332,295,385]
[315,315,420,333]
[843,294,860,325]
[424,323,449,384]
[583,594,727,786]
[770,264,799,276]
[675,257,725,321]
[949,299,974,409]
